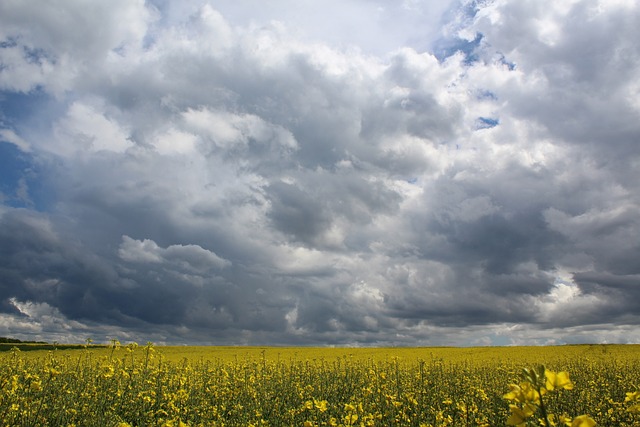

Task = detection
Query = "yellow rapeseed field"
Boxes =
[1,343,638,426]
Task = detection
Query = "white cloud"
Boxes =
[271,244,341,275]
[152,128,199,155]
[50,101,132,156]
[0,128,31,152]
[118,235,230,272]
[532,276,604,325]
[181,107,298,151]
[0,0,152,94]
[118,236,164,263]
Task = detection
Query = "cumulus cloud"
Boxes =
[0,0,152,94]
[50,101,133,155]
[118,235,231,271]
[0,0,638,345]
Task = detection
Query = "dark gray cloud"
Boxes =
[0,0,639,345]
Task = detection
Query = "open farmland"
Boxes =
[1,344,638,426]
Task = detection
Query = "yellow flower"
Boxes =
[343,413,359,425]
[545,370,574,391]
[504,383,541,405]
[627,404,640,414]
[506,403,536,426]
[625,391,640,402]
[556,414,573,426]
[314,399,328,412]
[570,415,596,427]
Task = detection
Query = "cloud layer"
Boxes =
[0,0,639,345]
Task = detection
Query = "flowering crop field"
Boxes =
[1,344,639,426]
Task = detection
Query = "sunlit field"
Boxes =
[1,344,638,426]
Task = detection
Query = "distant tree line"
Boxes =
[0,337,102,351]
[0,337,48,344]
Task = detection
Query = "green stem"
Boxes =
[537,386,551,427]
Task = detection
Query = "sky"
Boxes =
[0,0,639,347]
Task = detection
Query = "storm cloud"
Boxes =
[0,0,639,346]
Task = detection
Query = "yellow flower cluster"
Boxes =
[625,389,640,414]
[504,365,594,426]
[0,343,639,426]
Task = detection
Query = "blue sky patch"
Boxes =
[433,32,483,64]
[0,141,32,206]
[476,117,499,129]
[0,89,56,126]
[476,90,498,101]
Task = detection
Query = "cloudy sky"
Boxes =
[1,0,639,346]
